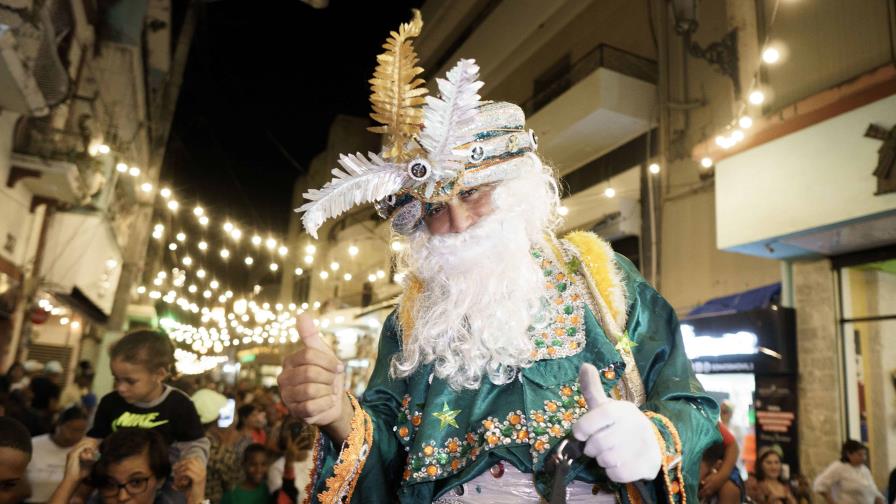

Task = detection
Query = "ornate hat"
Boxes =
[297,10,539,238]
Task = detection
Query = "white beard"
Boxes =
[390,161,561,390]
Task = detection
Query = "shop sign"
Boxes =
[755,375,800,475]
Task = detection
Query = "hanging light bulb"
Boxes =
[265,238,277,250]
[649,163,661,174]
[198,241,208,251]
[731,129,745,142]
[183,256,193,266]
[128,166,141,177]
[220,248,230,259]
[244,256,254,266]
[167,200,179,211]
[304,255,313,264]
[305,244,316,254]
[176,232,186,242]
[197,269,206,279]
[376,270,386,279]
[748,90,765,105]
[348,245,359,257]
[604,187,616,198]
[390,241,403,252]
[294,267,303,276]
[270,263,279,272]
[199,216,209,226]
[330,262,340,271]
[210,280,220,289]
[251,235,262,246]
[160,187,172,199]
[140,182,153,193]
[168,243,177,251]
[278,245,288,257]
[700,157,714,168]
[193,206,204,216]
[231,228,242,241]
[319,271,329,280]
[116,162,128,173]
[738,116,753,129]
[368,274,377,282]
[557,206,569,216]
[761,47,780,64]
[223,222,234,233]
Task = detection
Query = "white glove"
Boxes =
[571,363,662,483]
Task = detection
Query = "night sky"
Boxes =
[163,0,424,236]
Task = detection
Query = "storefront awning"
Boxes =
[686,283,781,318]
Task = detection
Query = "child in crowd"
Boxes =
[700,442,744,504]
[48,428,206,504]
[0,416,33,504]
[26,406,89,503]
[221,444,270,504]
[87,330,209,490]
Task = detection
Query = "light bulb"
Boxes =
[223,222,233,232]
[140,182,153,193]
[116,162,128,173]
[294,267,303,276]
[71,321,81,330]
[557,206,569,216]
[168,243,177,251]
[210,280,219,289]
[343,273,352,281]
[231,228,242,240]
[604,187,616,198]
[278,245,288,257]
[270,263,279,272]
[197,269,206,278]
[390,241,403,252]
[167,200,179,211]
[251,235,262,246]
[304,255,313,264]
[199,216,209,226]
[731,129,745,142]
[193,206,204,216]
[97,144,110,154]
[265,238,277,250]
[348,245,359,256]
[319,271,329,280]
[183,256,193,266]
[368,274,377,282]
[128,166,141,177]
[220,248,230,259]
[160,187,172,199]
[245,256,254,266]
[198,241,208,251]
[305,244,316,254]
[649,163,661,174]
[176,232,186,242]
[748,90,765,105]
[762,47,780,64]
[700,157,714,168]
[330,262,340,271]
[60,317,70,325]
[376,270,385,279]
[738,116,753,129]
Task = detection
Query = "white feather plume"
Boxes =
[419,59,483,178]
[298,152,408,238]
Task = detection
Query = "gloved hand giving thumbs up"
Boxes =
[571,363,662,483]
[277,314,353,443]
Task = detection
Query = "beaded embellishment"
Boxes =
[528,248,587,361]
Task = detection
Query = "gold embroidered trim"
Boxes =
[398,274,423,344]
[315,394,373,504]
[645,411,685,504]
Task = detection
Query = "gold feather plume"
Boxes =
[368,9,427,162]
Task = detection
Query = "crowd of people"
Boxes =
[0,327,894,504]
[0,329,314,504]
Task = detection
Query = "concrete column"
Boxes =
[792,259,843,485]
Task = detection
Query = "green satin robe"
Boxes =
[307,254,721,503]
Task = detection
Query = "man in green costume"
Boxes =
[278,10,720,504]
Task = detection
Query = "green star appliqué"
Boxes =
[432,402,461,429]
[615,331,637,354]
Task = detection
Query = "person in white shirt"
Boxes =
[814,440,886,504]
[25,406,88,503]
[267,418,313,502]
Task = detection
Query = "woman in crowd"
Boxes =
[814,440,886,504]
[48,428,206,504]
[747,448,798,504]
[26,406,89,503]
[267,419,312,503]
